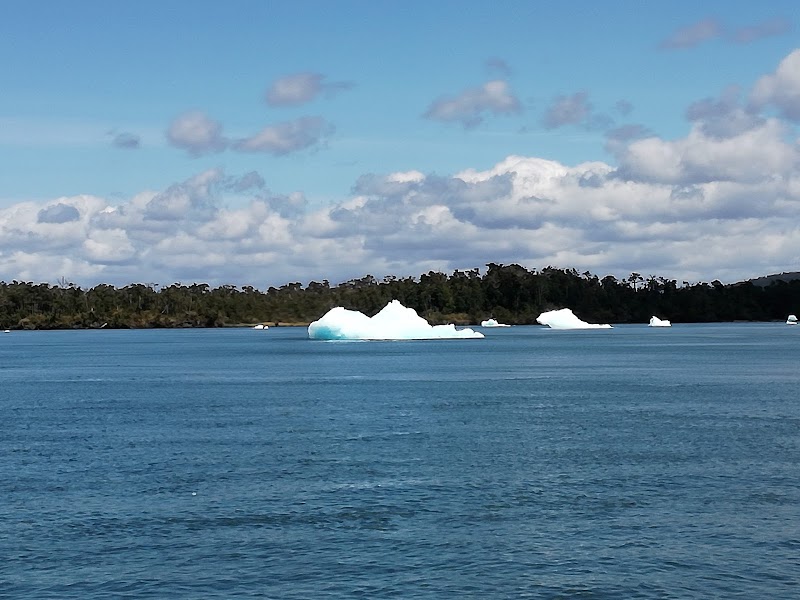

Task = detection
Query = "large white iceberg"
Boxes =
[648,316,672,327]
[480,318,510,328]
[536,308,612,330]
[308,300,484,340]
[787,314,797,325]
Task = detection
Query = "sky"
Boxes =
[1,0,799,289]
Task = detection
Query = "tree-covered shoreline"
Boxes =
[1,265,798,330]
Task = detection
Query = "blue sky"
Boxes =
[1,1,799,288]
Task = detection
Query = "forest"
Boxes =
[1,264,799,330]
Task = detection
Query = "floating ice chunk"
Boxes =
[787,314,797,325]
[648,316,672,327]
[480,318,510,327]
[308,300,484,340]
[536,308,612,329]
[252,324,268,330]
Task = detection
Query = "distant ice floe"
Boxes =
[787,314,798,325]
[308,300,484,340]
[536,308,612,329]
[648,316,672,327]
[480,318,510,328]
[252,324,268,330]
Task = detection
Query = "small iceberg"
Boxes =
[308,300,484,340]
[480,318,510,328]
[787,314,797,325]
[648,316,672,327]
[252,324,269,330]
[536,308,612,330]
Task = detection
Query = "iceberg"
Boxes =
[536,308,612,329]
[787,314,797,325]
[648,316,672,327]
[252,323,269,330]
[308,300,484,340]
[480,318,510,328]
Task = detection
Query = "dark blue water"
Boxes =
[2,324,799,598]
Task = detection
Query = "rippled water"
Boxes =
[2,324,799,598]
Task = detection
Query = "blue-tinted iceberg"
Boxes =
[536,308,612,329]
[648,316,671,327]
[480,318,510,327]
[308,300,484,340]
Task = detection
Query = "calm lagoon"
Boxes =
[2,323,799,598]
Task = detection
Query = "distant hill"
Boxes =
[749,272,800,287]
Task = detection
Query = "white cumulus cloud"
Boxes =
[750,49,800,121]
[233,117,333,155]
[166,111,227,156]
[424,80,521,128]
[265,72,353,106]
[5,48,800,289]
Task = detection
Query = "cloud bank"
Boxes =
[4,139,798,288]
[3,50,800,290]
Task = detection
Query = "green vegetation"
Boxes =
[1,264,798,329]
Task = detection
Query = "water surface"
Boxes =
[2,324,799,598]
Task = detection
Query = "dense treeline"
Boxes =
[1,264,799,329]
